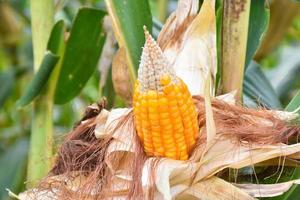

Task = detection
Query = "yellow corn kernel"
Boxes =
[133,77,199,161]
[155,147,165,155]
[149,113,159,120]
[160,74,171,86]
[151,125,160,132]
[147,90,158,99]
[159,112,169,119]
[163,84,174,94]
[165,151,177,159]
[152,136,162,144]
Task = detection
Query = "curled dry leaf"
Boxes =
[157,0,199,51]
[204,77,216,143]
[234,179,300,198]
[175,177,255,200]
[112,48,133,105]
[158,0,217,96]
[94,109,110,139]
[215,90,237,105]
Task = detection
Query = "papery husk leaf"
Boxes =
[157,0,199,51]
[94,109,109,139]
[142,158,187,199]
[17,174,94,200]
[138,137,300,198]
[176,177,255,200]
[216,90,237,105]
[105,108,135,152]
[204,76,216,143]
[158,0,217,96]
[255,157,300,167]
[193,139,300,183]
[234,179,300,197]
[272,110,299,121]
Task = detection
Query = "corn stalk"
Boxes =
[27,0,54,187]
[221,0,251,100]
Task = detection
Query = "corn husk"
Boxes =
[16,106,300,200]
[158,0,217,96]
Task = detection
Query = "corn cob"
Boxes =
[132,27,199,160]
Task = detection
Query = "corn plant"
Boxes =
[1,0,300,200]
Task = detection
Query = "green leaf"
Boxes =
[243,61,282,109]
[245,0,269,69]
[17,52,59,107]
[286,91,300,112]
[54,8,106,104]
[215,2,223,91]
[0,139,28,199]
[101,66,115,108]
[105,0,152,82]
[0,70,15,108]
[47,20,65,54]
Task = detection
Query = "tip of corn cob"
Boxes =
[138,26,177,92]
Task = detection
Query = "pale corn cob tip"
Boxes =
[138,26,177,92]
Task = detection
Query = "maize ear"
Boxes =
[133,27,199,160]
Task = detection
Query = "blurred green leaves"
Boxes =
[0,70,15,108]
[0,139,28,200]
[244,62,282,109]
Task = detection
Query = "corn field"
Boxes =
[1,0,300,199]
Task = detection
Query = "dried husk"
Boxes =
[15,95,300,200]
[158,0,217,96]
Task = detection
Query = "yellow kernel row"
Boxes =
[133,76,199,160]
